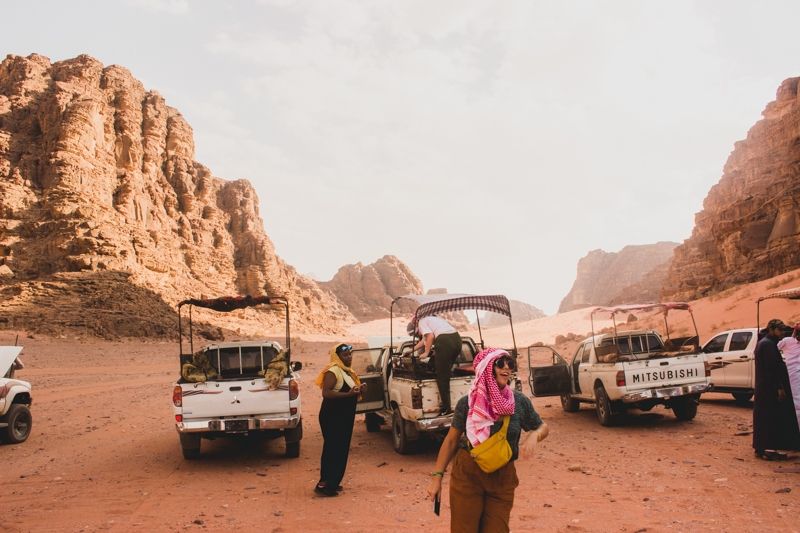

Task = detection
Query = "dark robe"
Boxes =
[753,333,800,452]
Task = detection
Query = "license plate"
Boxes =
[225,419,249,432]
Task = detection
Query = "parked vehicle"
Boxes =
[702,328,757,404]
[0,345,31,444]
[354,293,520,454]
[529,303,711,426]
[171,296,303,459]
[703,285,800,404]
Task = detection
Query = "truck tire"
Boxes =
[391,409,414,455]
[732,392,753,405]
[560,393,580,413]
[285,441,300,458]
[180,433,201,460]
[2,404,32,444]
[284,420,303,458]
[593,384,616,427]
[365,412,383,433]
[671,396,698,421]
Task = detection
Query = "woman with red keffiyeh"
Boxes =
[426,348,549,532]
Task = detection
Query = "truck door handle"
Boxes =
[714,356,722,360]
[739,356,748,359]
[660,361,669,366]
[230,386,242,391]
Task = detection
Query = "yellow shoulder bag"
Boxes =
[469,415,512,473]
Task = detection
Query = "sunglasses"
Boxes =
[494,357,516,371]
[338,344,353,354]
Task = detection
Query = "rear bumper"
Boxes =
[414,415,451,431]
[622,383,710,403]
[176,414,301,433]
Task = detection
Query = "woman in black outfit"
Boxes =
[314,343,364,496]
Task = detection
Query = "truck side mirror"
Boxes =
[291,361,302,372]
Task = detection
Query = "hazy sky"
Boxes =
[4,1,800,314]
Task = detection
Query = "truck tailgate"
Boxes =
[182,380,290,418]
[623,354,706,391]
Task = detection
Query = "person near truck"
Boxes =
[753,319,800,460]
[777,322,800,431]
[314,343,365,496]
[426,348,549,533]
[408,315,462,414]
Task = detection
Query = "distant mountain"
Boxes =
[484,300,546,327]
[558,242,678,312]
[320,255,422,321]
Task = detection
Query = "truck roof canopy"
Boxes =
[757,287,800,302]
[178,295,287,312]
[397,294,511,322]
[591,302,691,318]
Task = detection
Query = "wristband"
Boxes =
[431,471,444,477]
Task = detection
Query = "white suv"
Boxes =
[0,346,32,444]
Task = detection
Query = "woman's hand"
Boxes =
[520,423,549,458]
[426,476,442,501]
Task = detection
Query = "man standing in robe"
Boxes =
[753,319,800,460]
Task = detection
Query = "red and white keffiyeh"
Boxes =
[466,348,516,446]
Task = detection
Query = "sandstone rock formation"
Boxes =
[320,255,422,321]
[664,78,800,300]
[558,242,678,312]
[0,53,353,337]
[484,299,546,327]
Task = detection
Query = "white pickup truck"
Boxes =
[171,296,302,459]
[355,293,522,453]
[0,346,32,444]
[702,327,758,404]
[530,303,711,426]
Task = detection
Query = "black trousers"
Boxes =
[318,396,357,488]
[434,331,462,412]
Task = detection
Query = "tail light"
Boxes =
[173,385,183,407]
[616,371,626,387]
[411,386,423,409]
[704,361,711,377]
[175,414,183,422]
[0,384,8,400]
[289,379,299,400]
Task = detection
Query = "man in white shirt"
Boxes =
[408,316,462,414]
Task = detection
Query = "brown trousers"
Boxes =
[449,448,519,533]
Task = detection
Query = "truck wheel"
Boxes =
[671,396,698,421]
[560,393,580,413]
[285,441,300,458]
[391,409,413,455]
[593,384,616,427]
[2,404,32,444]
[732,392,753,405]
[365,412,383,433]
[180,433,201,460]
[284,420,303,458]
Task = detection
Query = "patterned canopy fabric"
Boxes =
[400,294,511,330]
[177,295,286,312]
[758,287,800,302]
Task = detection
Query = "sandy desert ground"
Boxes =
[3,273,800,532]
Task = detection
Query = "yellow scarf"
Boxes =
[315,345,362,390]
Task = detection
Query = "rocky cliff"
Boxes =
[558,242,678,312]
[664,78,800,300]
[320,255,422,321]
[0,53,352,336]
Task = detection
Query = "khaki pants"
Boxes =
[449,448,518,533]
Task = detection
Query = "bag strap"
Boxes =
[499,415,510,437]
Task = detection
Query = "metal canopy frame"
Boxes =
[390,293,517,355]
[177,295,290,357]
[589,302,698,350]
[756,286,800,329]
